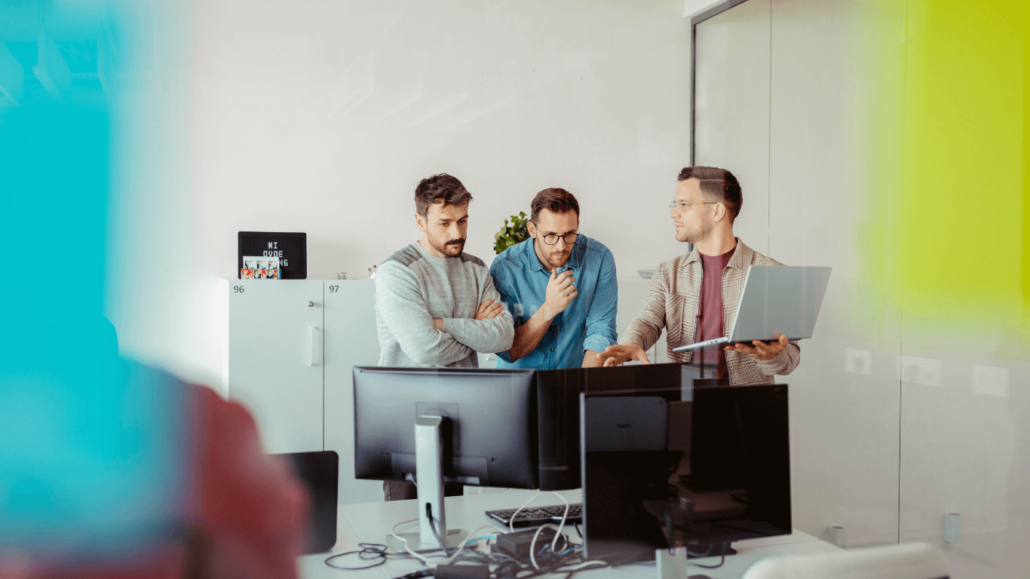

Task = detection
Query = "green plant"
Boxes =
[494,211,530,254]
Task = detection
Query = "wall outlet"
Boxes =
[972,365,1009,398]
[897,356,941,387]
[844,348,872,375]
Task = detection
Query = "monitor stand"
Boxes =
[657,547,722,579]
[386,415,467,553]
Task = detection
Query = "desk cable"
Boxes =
[507,491,571,569]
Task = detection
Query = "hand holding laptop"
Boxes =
[725,332,790,361]
[673,265,832,354]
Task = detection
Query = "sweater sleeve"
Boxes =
[375,261,474,365]
[443,266,515,354]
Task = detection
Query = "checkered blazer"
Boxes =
[623,238,800,386]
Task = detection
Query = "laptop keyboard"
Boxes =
[485,503,583,528]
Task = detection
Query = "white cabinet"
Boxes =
[228,280,325,454]
[323,280,384,505]
[227,279,382,504]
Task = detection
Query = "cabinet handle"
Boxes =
[309,326,322,366]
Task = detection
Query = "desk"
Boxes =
[300,490,840,579]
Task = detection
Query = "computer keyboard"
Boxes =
[485,503,583,528]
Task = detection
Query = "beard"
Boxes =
[675,217,712,244]
[428,234,465,257]
[546,249,572,269]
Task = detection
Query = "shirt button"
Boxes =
[551,348,555,352]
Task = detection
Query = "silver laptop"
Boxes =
[673,265,832,353]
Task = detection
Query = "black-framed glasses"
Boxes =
[669,200,719,213]
[539,232,579,246]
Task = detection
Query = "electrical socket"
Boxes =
[972,365,1009,398]
[845,348,872,375]
[897,356,941,387]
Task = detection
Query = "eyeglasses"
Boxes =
[669,200,719,213]
[539,231,579,246]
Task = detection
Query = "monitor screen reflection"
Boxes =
[581,385,791,562]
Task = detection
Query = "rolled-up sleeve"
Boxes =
[582,248,618,353]
[488,264,517,363]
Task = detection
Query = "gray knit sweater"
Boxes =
[375,242,515,367]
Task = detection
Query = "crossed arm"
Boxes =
[376,263,514,365]
[434,274,515,354]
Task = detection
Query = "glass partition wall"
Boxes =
[691,1,1029,576]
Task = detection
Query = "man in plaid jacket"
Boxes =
[598,166,799,385]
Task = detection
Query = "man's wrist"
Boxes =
[582,350,603,368]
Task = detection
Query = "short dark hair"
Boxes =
[415,173,473,218]
[530,188,580,222]
[677,166,742,223]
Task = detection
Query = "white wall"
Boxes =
[108,0,696,385]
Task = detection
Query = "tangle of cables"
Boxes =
[323,493,727,579]
[324,542,408,570]
[325,494,623,579]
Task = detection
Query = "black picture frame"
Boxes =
[238,231,307,279]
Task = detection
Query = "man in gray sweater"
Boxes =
[375,173,514,500]
[376,173,514,369]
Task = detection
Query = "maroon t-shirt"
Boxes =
[693,245,736,378]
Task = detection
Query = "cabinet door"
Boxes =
[323,280,383,504]
[228,280,324,454]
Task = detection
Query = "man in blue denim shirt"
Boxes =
[489,188,619,369]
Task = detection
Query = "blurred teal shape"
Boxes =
[0,102,185,556]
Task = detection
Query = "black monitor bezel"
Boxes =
[352,366,539,490]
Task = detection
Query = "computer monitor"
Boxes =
[273,451,339,554]
[353,366,537,551]
[536,362,717,490]
[580,383,792,563]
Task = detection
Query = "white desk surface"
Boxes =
[300,490,840,579]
